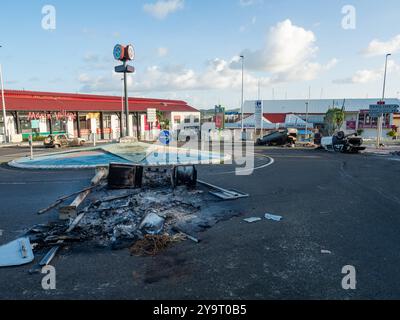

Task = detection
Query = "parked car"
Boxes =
[44,134,86,148]
[177,129,200,142]
[256,129,298,146]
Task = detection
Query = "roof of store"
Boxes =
[3,90,198,113]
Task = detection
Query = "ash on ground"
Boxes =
[26,169,239,252]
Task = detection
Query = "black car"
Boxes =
[256,129,297,146]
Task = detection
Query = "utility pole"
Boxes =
[240,55,245,135]
[0,64,7,143]
[378,53,391,147]
[0,45,8,144]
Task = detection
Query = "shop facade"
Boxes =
[0,90,200,143]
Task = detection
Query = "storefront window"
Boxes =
[104,115,112,128]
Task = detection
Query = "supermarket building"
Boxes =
[0,90,201,142]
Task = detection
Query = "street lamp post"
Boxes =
[377,53,391,147]
[305,102,309,142]
[240,55,244,137]
[0,64,7,143]
[0,45,8,144]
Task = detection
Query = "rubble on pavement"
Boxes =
[23,168,238,256]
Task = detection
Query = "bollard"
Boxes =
[29,134,33,160]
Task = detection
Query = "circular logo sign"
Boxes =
[113,44,124,61]
[159,130,172,145]
[125,45,135,60]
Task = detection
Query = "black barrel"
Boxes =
[108,163,143,189]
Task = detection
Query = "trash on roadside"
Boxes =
[172,227,200,243]
[139,212,165,235]
[198,180,249,201]
[0,237,34,267]
[265,213,283,222]
[321,250,332,255]
[19,164,240,268]
[244,217,262,223]
[129,234,185,256]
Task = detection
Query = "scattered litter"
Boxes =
[198,180,249,201]
[172,227,200,243]
[265,213,283,222]
[0,238,34,267]
[129,234,185,256]
[244,217,262,223]
[321,250,332,255]
[40,246,61,266]
[139,212,165,235]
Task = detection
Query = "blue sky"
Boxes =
[1,0,400,109]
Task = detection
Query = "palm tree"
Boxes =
[156,110,170,130]
[324,108,345,135]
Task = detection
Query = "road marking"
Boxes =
[0,179,89,185]
[203,153,275,176]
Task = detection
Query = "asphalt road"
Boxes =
[0,147,400,299]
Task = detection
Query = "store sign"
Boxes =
[28,111,76,121]
[147,108,157,123]
[215,105,225,130]
[31,120,40,129]
[346,120,356,130]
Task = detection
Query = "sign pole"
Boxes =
[0,64,8,143]
[123,61,129,137]
[29,134,33,160]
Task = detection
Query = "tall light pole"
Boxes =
[377,53,391,147]
[240,55,244,135]
[0,45,8,143]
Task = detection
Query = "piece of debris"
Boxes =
[321,250,332,255]
[244,217,262,223]
[140,212,165,235]
[129,234,185,256]
[198,180,249,201]
[108,163,143,189]
[37,184,101,215]
[59,189,91,220]
[172,165,197,188]
[172,227,200,243]
[265,213,283,222]
[0,238,34,267]
[40,245,61,266]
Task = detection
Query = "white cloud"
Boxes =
[79,58,270,94]
[83,53,100,63]
[157,47,169,57]
[231,19,336,82]
[334,60,400,84]
[143,0,184,19]
[239,0,262,6]
[363,35,400,57]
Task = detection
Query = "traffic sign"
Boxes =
[369,104,399,115]
[159,130,172,145]
[147,108,157,123]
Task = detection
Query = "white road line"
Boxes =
[203,153,275,175]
